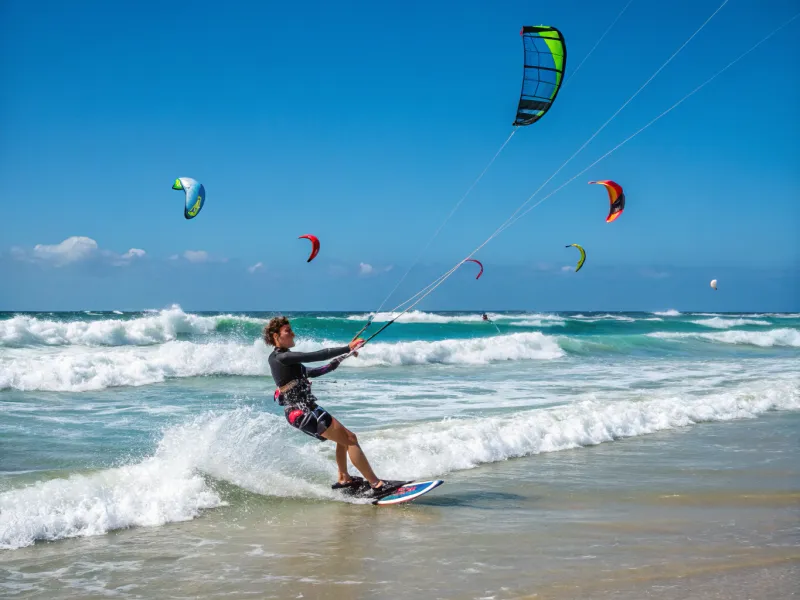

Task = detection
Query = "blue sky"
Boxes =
[1,0,798,311]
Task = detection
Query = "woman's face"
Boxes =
[275,323,295,348]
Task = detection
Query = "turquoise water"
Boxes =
[0,307,798,597]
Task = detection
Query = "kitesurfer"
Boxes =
[482,313,489,321]
[264,316,403,497]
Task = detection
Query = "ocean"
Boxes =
[1,307,798,599]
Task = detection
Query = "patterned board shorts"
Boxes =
[285,405,333,442]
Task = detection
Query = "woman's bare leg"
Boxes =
[322,418,380,486]
[334,443,351,484]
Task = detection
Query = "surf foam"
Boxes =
[691,317,772,329]
[343,311,556,324]
[650,328,800,348]
[348,332,564,366]
[0,306,256,347]
[0,408,353,549]
[0,340,272,392]
[3,376,797,550]
[0,332,565,391]
[572,314,636,322]
[0,452,223,550]
[351,377,800,480]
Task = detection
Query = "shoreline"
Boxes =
[2,413,798,599]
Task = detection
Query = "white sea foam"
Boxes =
[0,408,345,550]
[691,313,797,319]
[653,309,681,317]
[0,306,257,347]
[345,311,484,324]
[691,317,772,329]
[650,328,800,347]
[343,311,559,324]
[351,378,800,480]
[509,319,566,327]
[0,340,272,392]
[5,376,796,550]
[347,332,564,367]
[0,449,223,550]
[572,314,636,322]
[0,332,564,392]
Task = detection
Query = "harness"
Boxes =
[273,376,317,409]
[277,379,299,394]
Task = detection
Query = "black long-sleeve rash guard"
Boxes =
[268,346,351,388]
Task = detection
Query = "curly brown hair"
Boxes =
[264,316,290,346]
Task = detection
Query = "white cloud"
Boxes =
[169,250,226,265]
[108,247,147,266]
[358,263,393,277]
[560,265,574,272]
[167,250,225,267]
[122,248,146,259]
[33,236,98,265]
[12,236,146,267]
[183,250,209,263]
[248,262,264,273]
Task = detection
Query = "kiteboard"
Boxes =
[372,480,444,506]
[334,479,445,506]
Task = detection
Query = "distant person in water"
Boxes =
[482,313,489,321]
[264,316,403,497]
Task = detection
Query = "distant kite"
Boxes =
[565,244,586,272]
[465,258,484,279]
[589,180,625,223]
[710,279,718,290]
[172,177,205,220]
[299,235,320,262]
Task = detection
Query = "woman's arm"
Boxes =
[306,355,347,378]
[274,345,351,366]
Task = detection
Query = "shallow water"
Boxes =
[1,308,798,598]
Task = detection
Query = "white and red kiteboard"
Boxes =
[371,480,445,506]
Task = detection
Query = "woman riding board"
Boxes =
[264,316,403,497]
